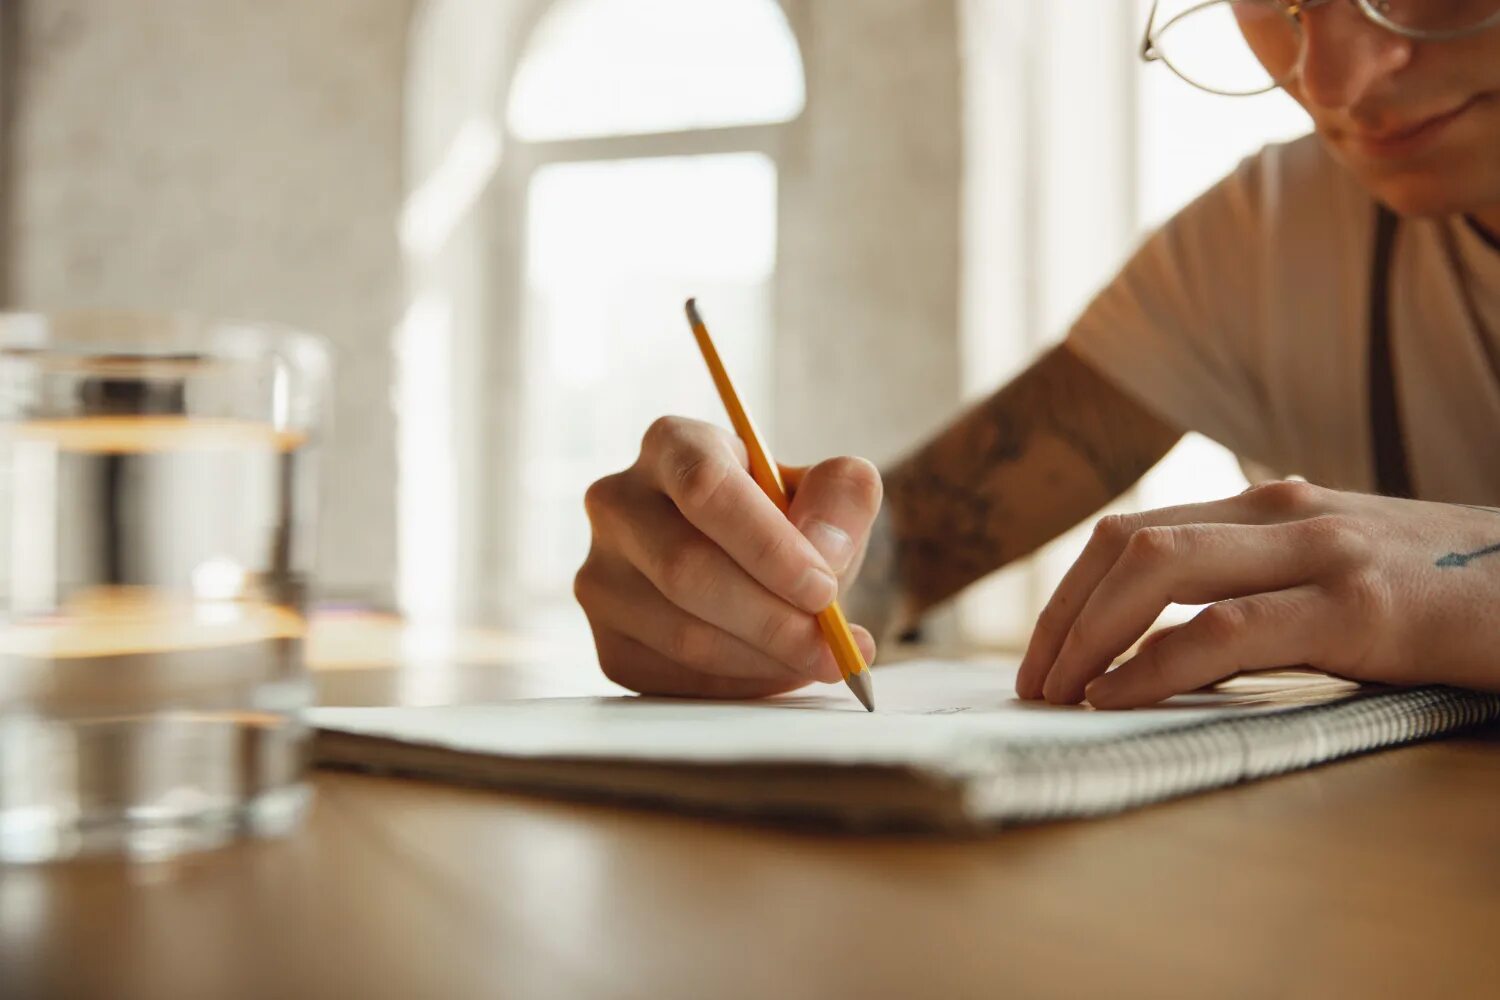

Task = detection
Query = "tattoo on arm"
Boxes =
[1437,505,1500,568]
[1437,543,1500,569]
[866,345,1181,623]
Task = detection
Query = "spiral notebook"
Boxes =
[311,660,1500,830]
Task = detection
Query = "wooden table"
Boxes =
[5,614,1500,999]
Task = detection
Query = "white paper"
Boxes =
[311,659,1361,770]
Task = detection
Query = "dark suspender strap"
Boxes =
[1368,204,1415,498]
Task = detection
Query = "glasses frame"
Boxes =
[1141,0,1500,97]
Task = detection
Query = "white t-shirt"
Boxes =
[1066,133,1500,504]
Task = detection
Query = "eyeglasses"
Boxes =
[1141,0,1500,97]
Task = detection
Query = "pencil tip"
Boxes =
[847,669,875,712]
[684,298,701,326]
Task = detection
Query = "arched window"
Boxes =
[509,0,804,141]
[509,0,805,608]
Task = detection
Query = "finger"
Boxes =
[784,457,882,578]
[1130,623,1229,691]
[592,630,808,700]
[1135,622,1185,657]
[641,418,838,614]
[1040,521,1319,704]
[582,519,843,683]
[1084,585,1329,709]
[1016,480,1330,699]
[578,556,836,685]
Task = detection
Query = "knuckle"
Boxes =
[1121,525,1178,568]
[1196,601,1249,644]
[823,456,883,507]
[1247,479,1323,515]
[1091,513,1139,549]
[1303,514,1372,566]
[642,415,690,455]
[571,562,598,608]
[582,474,622,523]
[672,454,734,516]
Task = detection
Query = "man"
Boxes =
[574,0,1500,708]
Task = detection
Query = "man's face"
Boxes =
[1239,4,1500,217]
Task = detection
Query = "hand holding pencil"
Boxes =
[575,303,882,706]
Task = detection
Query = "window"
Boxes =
[509,0,803,141]
[1132,0,1311,515]
[508,0,804,611]
[520,152,778,599]
[957,1,1313,648]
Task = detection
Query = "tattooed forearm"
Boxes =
[840,501,908,644]
[875,345,1182,617]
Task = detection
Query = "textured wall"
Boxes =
[6,0,413,598]
[775,0,964,468]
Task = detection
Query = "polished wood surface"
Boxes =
[5,614,1500,999]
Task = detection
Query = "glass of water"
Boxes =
[0,312,328,862]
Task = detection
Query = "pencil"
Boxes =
[683,298,876,712]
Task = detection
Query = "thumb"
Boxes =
[782,457,883,581]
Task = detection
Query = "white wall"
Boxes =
[774,0,965,468]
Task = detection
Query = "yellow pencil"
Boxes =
[684,299,875,712]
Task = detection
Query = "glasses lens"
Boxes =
[1369,0,1500,34]
[1152,0,1300,96]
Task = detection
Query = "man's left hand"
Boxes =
[1016,481,1500,708]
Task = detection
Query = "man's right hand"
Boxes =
[575,416,883,698]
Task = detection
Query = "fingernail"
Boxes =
[802,521,855,575]
[795,567,839,613]
[1084,677,1114,707]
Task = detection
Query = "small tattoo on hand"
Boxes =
[1436,542,1500,569]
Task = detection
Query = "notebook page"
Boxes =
[311,660,1363,769]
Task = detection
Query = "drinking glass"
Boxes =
[0,312,328,862]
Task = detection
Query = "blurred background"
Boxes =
[0,0,1309,653]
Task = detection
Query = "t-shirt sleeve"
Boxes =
[1065,154,1277,466]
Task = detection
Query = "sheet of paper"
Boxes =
[311,659,1363,769]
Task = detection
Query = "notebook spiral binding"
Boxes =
[963,687,1500,823]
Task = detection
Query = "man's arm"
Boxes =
[845,343,1183,639]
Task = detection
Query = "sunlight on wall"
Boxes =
[1136,0,1312,230]
[520,152,777,601]
[1133,0,1312,514]
[394,291,457,622]
[508,0,805,141]
[958,1,1318,648]
[400,118,502,258]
